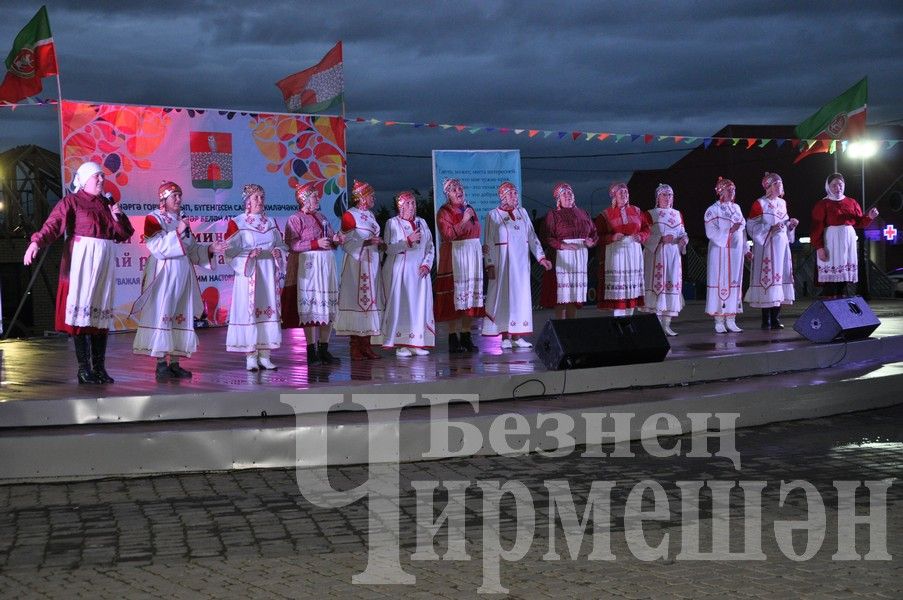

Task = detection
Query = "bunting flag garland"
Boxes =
[342,115,900,151]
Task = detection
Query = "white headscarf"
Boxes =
[72,162,103,193]
[824,173,845,201]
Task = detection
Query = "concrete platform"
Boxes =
[1,299,902,480]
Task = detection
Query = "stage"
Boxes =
[1,300,902,481]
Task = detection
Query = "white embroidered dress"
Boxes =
[744,197,795,308]
[132,210,213,357]
[642,207,687,317]
[483,207,546,336]
[335,207,382,337]
[704,201,747,316]
[224,213,287,353]
[376,216,436,349]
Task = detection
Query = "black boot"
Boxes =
[448,333,462,354]
[74,334,101,384]
[459,331,478,352]
[761,309,770,329]
[168,361,193,378]
[306,343,321,365]
[770,307,784,329]
[90,334,114,383]
[318,342,339,364]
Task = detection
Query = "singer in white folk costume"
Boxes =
[131,182,227,379]
[483,181,552,348]
[744,172,798,330]
[24,161,134,384]
[224,184,288,371]
[704,177,747,333]
[377,191,436,356]
[335,180,386,360]
[282,181,343,365]
[641,184,688,336]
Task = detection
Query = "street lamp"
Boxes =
[846,140,878,298]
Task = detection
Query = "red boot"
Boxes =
[350,336,366,361]
[361,337,381,360]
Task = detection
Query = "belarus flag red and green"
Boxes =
[794,77,867,163]
[276,42,344,115]
[0,5,58,105]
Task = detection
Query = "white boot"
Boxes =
[725,316,743,333]
[661,316,677,337]
[714,316,727,334]
[258,350,278,370]
[245,353,259,371]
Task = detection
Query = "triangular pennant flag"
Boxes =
[775,138,785,147]
[644,134,654,144]
[731,138,741,146]
[805,139,818,149]
[369,118,380,125]
[746,138,756,148]
[657,135,669,142]
[385,120,397,126]
[887,140,899,150]
[413,123,424,128]
[631,134,641,142]
[758,139,771,148]
[468,127,481,134]
[790,139,800,149]
[514,129,524,135]
[498,128,510,134]
[557,131,567,139]
[354,117,365,122]
[571,132,580,140]
[685,137,698,144]
[440,124,452,129]
[715,138,728,146]
[615,134,627,142]
[673,136,684,143]
[428,122,438,128]
[829,140,837,154]
[528,129,539,137]
[703,138,713,148]
[585,132,596,141]
[543,131,553,138]
[597,133,611,142]
[455,125,466,132]
[485,127,495,133]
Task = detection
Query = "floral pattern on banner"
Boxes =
[61,102,172,201]
[249,114,347,208]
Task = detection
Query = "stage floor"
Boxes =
[2,300,902,428]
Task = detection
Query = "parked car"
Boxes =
[887,268,903,298]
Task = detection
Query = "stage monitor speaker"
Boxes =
[792,296,880,343]
[535,314,670,370]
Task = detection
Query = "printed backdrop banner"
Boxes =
[430,149,522,249]
[60,100,347,331]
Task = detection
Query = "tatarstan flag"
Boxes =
[0,6,58,104]
[794,77,867,163]
[276,42,344,115]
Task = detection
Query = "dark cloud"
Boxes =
[2,0,901,207]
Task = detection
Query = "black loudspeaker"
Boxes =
[535,314,670,370]
[792,296,880,343]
